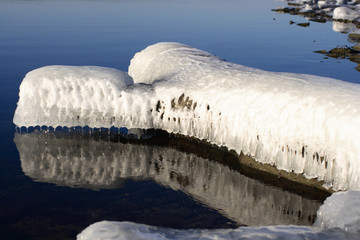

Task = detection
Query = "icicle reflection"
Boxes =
[14,130,322,226]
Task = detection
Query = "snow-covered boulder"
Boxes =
[333,6,360,21]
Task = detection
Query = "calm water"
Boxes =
[0,0,357,239]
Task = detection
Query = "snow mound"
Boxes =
[13,42,360,190]
[77,220,359,240]
[333,6,360,21]
[314,191,360,233]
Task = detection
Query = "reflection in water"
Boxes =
[14,131,322,226]
[333,21,360,34]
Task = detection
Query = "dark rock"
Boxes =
[349,55,360,64]
[298,11,318,18]
[315,46,360,62]
[314,50,328,54]
[297,22,310,27]
[289,20,296,25]
[272,7,299,15]
[328,46,359,58]
[356,64,360,72]
[352,44,360,51]
[333,17,355,24]
[349,33,360,42]
[288,2,302,6]
[309,18,326,23]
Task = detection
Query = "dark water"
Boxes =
[0,0,356,239]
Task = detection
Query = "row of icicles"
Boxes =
[14,125,158,141]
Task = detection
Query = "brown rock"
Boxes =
[297,22,310,27]
[349,33,360,42]
[352,45,360,51]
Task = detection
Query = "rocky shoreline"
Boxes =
[315,42,360,71]
[273,0,360,71]
[272,0,360,26]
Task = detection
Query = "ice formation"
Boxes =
[314,190,360,233]
[13,65,133,128]
[333,6,360,21]
[14,132,321,226]
[77,219,360,240]
[13,42,360,191]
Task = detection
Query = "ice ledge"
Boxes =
[13,42,360,191]
[78,192,360,239]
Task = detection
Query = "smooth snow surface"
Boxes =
[77,220,360,240]
[14,132,321,226]
[14,42,360,191]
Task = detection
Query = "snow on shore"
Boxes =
[287,0,360,22]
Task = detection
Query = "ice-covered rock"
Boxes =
[333,6,360,21]
[279,0,360,23]
[77,220,360,240]
[314,191,360,233]
[13,65,133,128]
[13,42,360,190]
[300,4,317,12]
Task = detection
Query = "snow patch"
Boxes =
[314,191,360,233]
[77,220,360,240]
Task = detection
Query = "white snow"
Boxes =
[13,42,360,191]
[300,4,316,12]
[333,6,360,21]
[76,219,360,240]
[314,191,360,233]
[283,0,360,23]
[13,65,133,128]
[14,132,321,226]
